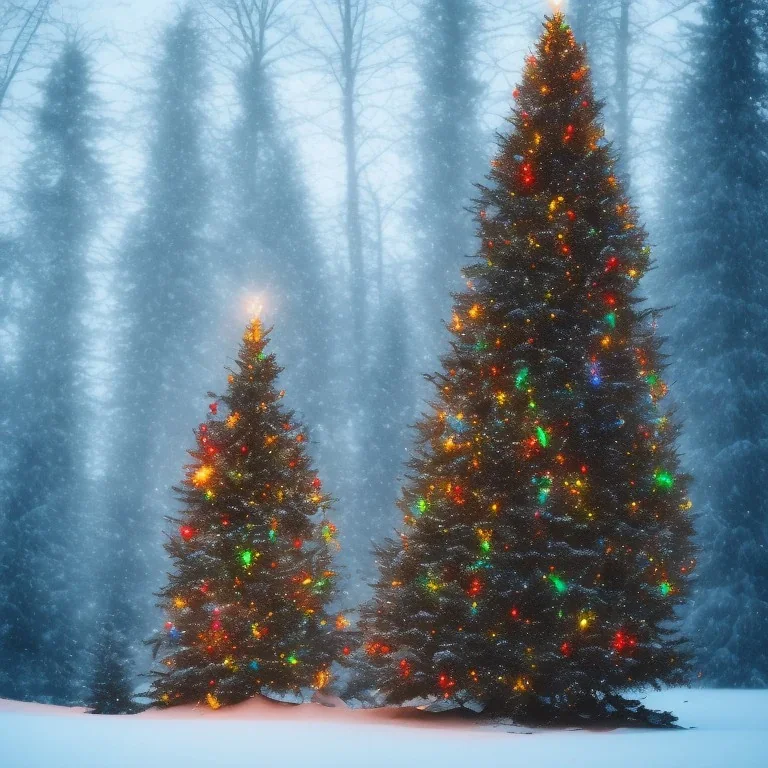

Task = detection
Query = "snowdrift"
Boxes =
[1,688,765,767]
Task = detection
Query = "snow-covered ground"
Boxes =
[1,688,765,768]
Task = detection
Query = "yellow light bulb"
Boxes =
[244,317,263,344]
[192,465,214,487]
[336,615,350,630]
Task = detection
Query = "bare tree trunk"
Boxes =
[614,0,631,182]
[311,0,369,369]
[369,184,384,298]
[341,9,364,335]
[340,0,365,340]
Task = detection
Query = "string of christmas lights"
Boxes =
[149,318,344,708]
[354,11,695,722]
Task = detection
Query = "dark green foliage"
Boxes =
[356,14,694,722]
[360,290,417,588]
[109,7,211,646]
[87,622,137,715]
[149,320,341,707]
[658,0,768,687]
[0,40,104,705]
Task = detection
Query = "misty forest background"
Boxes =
[1,0,766,705]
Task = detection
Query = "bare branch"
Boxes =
[0,0,52,111]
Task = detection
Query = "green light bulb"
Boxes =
[548,573,567,594]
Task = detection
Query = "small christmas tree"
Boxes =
[87,619,137,715]
[149,318,342,708]
[356,12,695,723]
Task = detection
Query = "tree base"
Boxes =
[480,693,679,729]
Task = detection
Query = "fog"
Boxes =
[2,0,766,707]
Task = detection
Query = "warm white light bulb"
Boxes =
[245,294,266,319]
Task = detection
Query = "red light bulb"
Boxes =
[180,525,195,541]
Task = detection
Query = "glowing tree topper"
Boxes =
[149,317,343,707]
[355,11,695,724]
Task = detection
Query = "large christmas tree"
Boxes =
[150,318,342,707]
[356,12,695,722]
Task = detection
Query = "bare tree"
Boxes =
[614,0,630,173]
[199,0,295,245]
[309,0,367,342]
[307,0,405,353]
[0,0,52,112]
[199,0,295,79]
[564,0,700,187]
[199,0,336,445]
